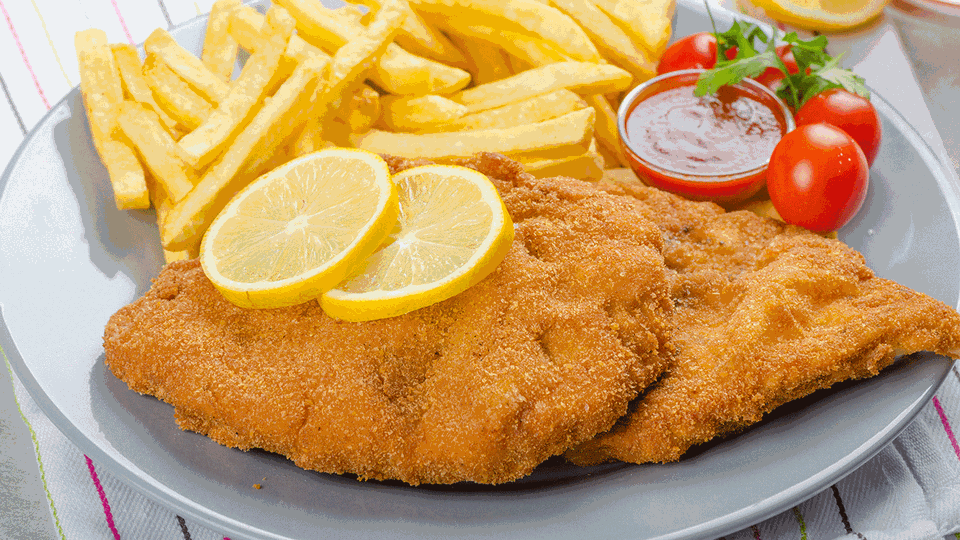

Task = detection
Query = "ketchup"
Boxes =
[619,70,793,203]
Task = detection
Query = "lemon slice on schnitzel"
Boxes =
[200,148,398,309]
[321,164,514,322]
[740,0,888,31]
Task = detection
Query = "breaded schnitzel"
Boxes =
[103,153,673,485]
[567,182,960,465]
[104,152,960,481]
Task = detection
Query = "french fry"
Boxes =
[438,22,567,68]
[600,167,643,185]
[445,32,511,85]
[380,94,467,132]
[502,51,528,75]
[237,134,297,181]
[546,0,656,82]
[274,0,470,95]
[282,32,329,65]
[75,29,121,103]
[423,89,586,132]
[142,54,214,131]
[111,44,181,137]
[344,85,381,132]
[338,4,371,25]
[290,92,368,157]
[349,0,468,67]
[498,30,569,67]
[332,5,473,95]
[228,5,331,82]
[292,117,329,156]
[584,94,628,167]
[144,172,196,262]
[145,29,230,105]
[75,29,149,209]
[177,6,296,169]
[163,56,330,252]
[316,0,407,142]
[228,6,272,52]
[452,61,632,113]
[149,180,186,263]
[117,101,197,203]
[95,139,150,209]
[374,43,471,95]
[518,141,605,180]
[594,138,622,169]
[351,107,595,161]
[75,0,683,274]
[409,0,600,61]
[201,0,241,81]
[274,0,349,51]
[738,198,784,222]
[591,0,675,56]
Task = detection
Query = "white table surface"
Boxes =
[1,2,958,538]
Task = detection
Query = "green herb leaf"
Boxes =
[696,18,869,109]
[716,21,765,60]
[813,55,870,100]
[694,50,779,96]
[779,73,835,107]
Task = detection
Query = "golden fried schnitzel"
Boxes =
[567,181,960,465]
[103,153,673,485]
[104,152,960,482]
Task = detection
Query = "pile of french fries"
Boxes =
[75,0,673,263]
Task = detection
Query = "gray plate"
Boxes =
[1,1,958,539]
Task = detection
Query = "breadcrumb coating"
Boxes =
[103,153,673,484]
[103,152,960,481]
[567,181,960,465]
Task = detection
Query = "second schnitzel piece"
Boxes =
[104,154,673,485]
[568,182,960,465]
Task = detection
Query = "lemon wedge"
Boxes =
[200,148,398,309]
[320,164,514,322]
[741,0,888,31]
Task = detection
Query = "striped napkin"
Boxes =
[2,0,960,539]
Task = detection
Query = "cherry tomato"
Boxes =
[657,32,719,74]
[767,123,869,233]
[795,88,882,166]
[754,45,800,89]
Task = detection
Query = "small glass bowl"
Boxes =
[617,69,795,203]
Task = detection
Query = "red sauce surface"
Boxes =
[625,83,786,177]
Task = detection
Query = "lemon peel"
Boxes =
[740,0,888,32]
[200,148,398,309]
[321,164,514,321]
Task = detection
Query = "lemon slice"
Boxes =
[741,0,887,31]
[200,148,398,309]
[320,164,514,322]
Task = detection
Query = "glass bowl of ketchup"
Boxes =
[618,69,795,203]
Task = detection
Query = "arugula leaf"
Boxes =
[694,50,778,96]
[715,21,765,60]
[783,34,829,71]
[813,55,870,100]
[780,73,834,107]
[695,20,869,110]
